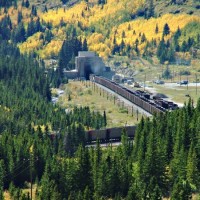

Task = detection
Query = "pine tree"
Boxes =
[12,22,26,43]
[186,142,199,187]
[27,18,35,37]
[171,179,192,200]
[76,146,91,191]
[181,41,188,52]
[135,39,139,55]
[35,18,41,32]
[141,33,146,43]
[142,118,166,198]
[163,23,170,36]
[92,140,102,198]
[82,38,88,51]
[21,0,25,7]
[44,30,53,43]
[0,160,5,200]
[31,5,37,16]
[155,24,159,34]
[173,27,181,52]
[17,11,23,24]
[25,0,30,8]
[167,45,175,63]
[146,0,154,19]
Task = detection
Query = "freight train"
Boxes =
[85,126,136,143]
[90,75,178,115]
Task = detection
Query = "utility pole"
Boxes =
[30,145,34,200]
[196,73,198,95]
[144,73,146,92]
[132,106,133,117]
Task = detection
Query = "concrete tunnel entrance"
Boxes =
[85,65,93,80]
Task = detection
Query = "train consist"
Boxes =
[90,75,178,115]
[85,126,136,143]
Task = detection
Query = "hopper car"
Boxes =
[85,126,136,143]
[90,75,178,115]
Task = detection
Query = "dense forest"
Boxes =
[0,39,200,199]
[0,40,107,199]
[1,44,200,199]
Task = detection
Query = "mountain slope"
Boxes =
[1,0,200,61]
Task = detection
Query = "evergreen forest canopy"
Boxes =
[0,39,200,199]
[0,40,106,199]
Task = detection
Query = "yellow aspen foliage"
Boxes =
[41,2,90,28]
[40,40,63,59]
[111,14,200,53]
[87,33,105,45]
[18,32,44,54]
[1,6,40,25]
[54,28,66,40]
[89,42,111,59]
[41,0,144,29]
[88,0,144,25]
[3,0,198,60]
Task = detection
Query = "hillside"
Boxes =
[0,0,200,64]
[1,1,200,199]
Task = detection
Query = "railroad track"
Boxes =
[90,75,179,115]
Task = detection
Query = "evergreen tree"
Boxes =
[12,22,26,43]
[82,38,88,51]
[168,45,175,62]
[44,30,53,43]
[0,160,5,200]
[21,0,25,7]
[135,38,139,55]
[31,5,37,16]
[27,18,36,37]
[173,27,181,52]
[146,0,154,19]
[58,35,83,74]
[171,179,192,200]
[155,24,159,34]
[163,23,170,36]
[35,18,42,32]
[0,15,12,40]
[17,11,23,24]
[186,142,199,187]
[181,41,188,52]
[141,33,146,43]
[157,38,165,58]
[25,0,30,8]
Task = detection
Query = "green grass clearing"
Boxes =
[58,81,144,128]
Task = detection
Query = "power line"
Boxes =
[3,158,38,180]
[3,159,30,178]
